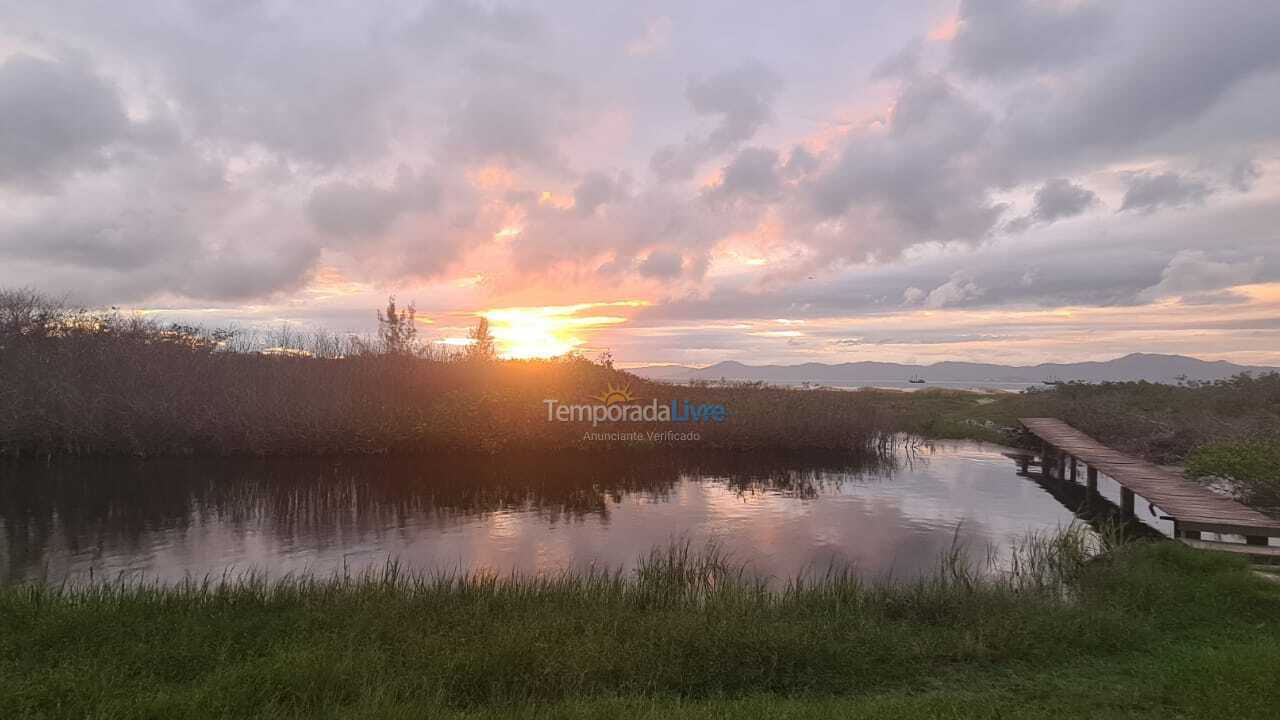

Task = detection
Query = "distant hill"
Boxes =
[628,353,1278,386]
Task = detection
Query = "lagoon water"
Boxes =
[1,442,1093,585]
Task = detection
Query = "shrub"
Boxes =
[1185,439,1280,511]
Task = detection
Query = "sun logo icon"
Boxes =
[591,383,638,405]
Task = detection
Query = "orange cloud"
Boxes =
[928,14,959,41]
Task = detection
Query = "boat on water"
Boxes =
[1042,377,1063,386]
[908,374,926,384]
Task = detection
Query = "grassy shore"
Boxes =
[2,535,1278,718]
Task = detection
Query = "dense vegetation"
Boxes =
[4,287,1278,509]
[0,289,891,457]
[2,534,1279,718]
[1186,439,1280,512]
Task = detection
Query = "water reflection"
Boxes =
[0,443,1083,584]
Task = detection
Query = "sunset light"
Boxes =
[7,3,1280,715]
[480,301,647,359]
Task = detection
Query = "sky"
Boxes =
[2,0,1279,367]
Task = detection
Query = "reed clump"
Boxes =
[3,530,1278,716]
[0,289,891,458]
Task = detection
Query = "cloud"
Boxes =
[650,62,782,181]
[1,0,1279,356]
[925,272,985,308]
[0,149,320,302]
[441,62,577,169]
[902,287,926,304]
[1228,158,1262,192]
[627,16,672,58]
[638,250,684,279]
[1138,250,1263,302]
[801,73,1005,259]
[0,54,142,190]
[705,147,782,205]
[573,171,628,217]
[1118,172,1212,214]
[512,184,738,277]
[952,0,1115,76]
[992,3,1280,179]
[307,166,441,240]
[1006,178,1098,232]
[408,0,545,50]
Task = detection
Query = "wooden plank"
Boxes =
[1181,538,1280,558]
[1019,417,1280,536]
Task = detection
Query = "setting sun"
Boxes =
[480,301,647,359]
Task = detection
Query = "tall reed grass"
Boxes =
[0,289,892,457]
[6,528,1277,716]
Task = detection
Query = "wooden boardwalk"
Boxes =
[1019,418,1280,546]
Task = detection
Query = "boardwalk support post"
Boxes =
[1020,417,1280,554]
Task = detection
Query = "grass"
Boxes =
[3,533,1279,718]
[1186,439,1280,513]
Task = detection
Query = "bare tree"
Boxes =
[466,317,497,361]
[376,296,418,355]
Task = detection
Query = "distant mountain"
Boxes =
[627,353,1278,386]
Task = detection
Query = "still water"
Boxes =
[1,441,1093,585]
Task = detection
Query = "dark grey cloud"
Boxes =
[952,0,1115,76]
[573,171,624,217]
[993,3,1280,179]
[650,62,782,181]
[0,55,135,189]
[2,0,1280,327]
[636,200,1280,323]
[782,146,819,179]
[1228,158,1262,192]
[441,62,577,168]
[705,147,782,205]
[1119,172,1212,214]
[0,153,321,303]
[638,250,684,279]
[1006,178,1098,232]
[408,0,545,50]
[801,73,1005,260]
[307,167,441,240]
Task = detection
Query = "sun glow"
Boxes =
[480,301,648,359]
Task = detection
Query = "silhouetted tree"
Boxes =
[466,317,496,361]
[376,296,418,355]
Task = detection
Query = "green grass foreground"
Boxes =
[3,536,1279,719]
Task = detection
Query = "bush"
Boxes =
[1185,439,1280,511]
[0,289,891,458]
